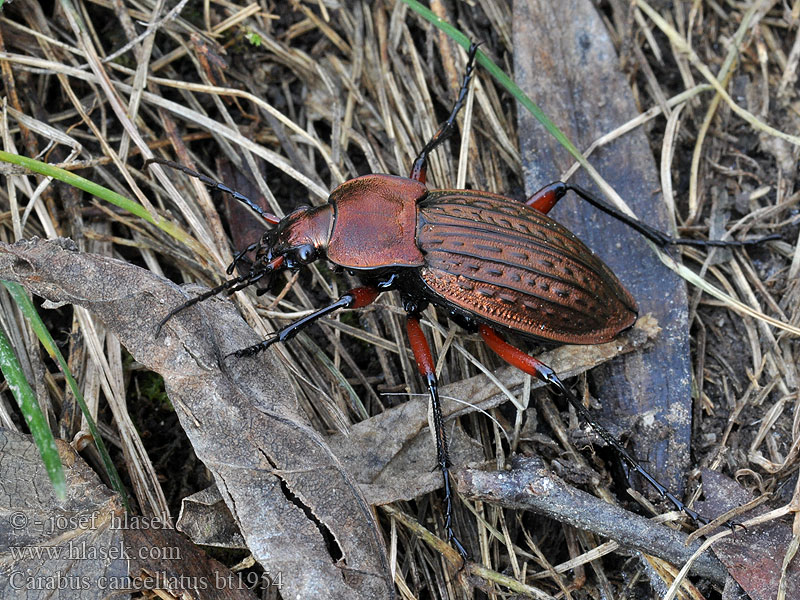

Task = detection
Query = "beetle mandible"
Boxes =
[154,43,766,559]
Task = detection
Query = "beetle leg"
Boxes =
[409,43,481,184]
[227,241,259,275]
[231,286,380,358]
[525,182,568,214]
[479,325,718,527]
[531,181,779,247]
[406,316,469,561]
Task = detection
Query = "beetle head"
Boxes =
[258,204,334,270]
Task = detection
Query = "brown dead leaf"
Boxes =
[698,469,800,600]
[176,487,247,550]
[125,526,256,599]
[0,428,254,600]
[0,237,393,600]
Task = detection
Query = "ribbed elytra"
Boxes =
[417,190,638,344]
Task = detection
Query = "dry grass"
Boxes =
[0,1,798,598]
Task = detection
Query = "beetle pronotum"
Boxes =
[152,43,769,559]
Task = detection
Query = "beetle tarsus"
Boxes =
[229,335,279,359]
[548,373,714,524]
[427,371,470,564]
[665,232,782,247]
[409,42,481,183]
[564,184,778,249]
[228,290,377,358]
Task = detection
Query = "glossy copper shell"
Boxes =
[327,174,426,269]
[417,190,638,344]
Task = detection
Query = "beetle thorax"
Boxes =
[326,174,427,269]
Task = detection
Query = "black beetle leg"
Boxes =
[409,43,481,184]
[231,286,381,358]
[227,241,260,275]
[406,315,469,562]
[560,183,779,248]
[479,325,726,529]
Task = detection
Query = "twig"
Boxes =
[457,455,729,585]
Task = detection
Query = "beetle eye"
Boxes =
[294,244,316,264]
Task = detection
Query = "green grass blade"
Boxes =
[0,307,66,499]
[2,281,131,508]
[0,150,198,249]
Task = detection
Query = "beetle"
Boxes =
[152,43,768,559]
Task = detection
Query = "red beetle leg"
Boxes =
[348,285,381,308]
[406,316,469,561]
[479,325,725,527]
[524,182,568,214]
[478,325,561,383]
[231,286,380,358]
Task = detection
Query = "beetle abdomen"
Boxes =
[417,190,637,344]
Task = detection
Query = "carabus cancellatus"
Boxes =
[153,43,769,559]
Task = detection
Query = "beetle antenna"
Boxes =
[157,255,286,335]
[157,272,261,335]
[144,157,281,225]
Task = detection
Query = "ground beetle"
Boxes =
[152,43,770,559]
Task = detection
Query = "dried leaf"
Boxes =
[0,238,393,600]
[699,470,800,600]
[0,429,254,600]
